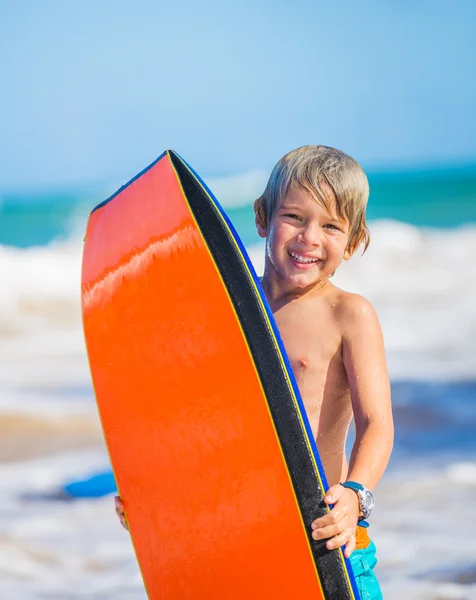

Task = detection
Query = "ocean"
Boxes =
[1,163,475,599]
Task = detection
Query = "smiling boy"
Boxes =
[251,145,393,598]
[116,145,393,599]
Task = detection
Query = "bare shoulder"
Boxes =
[330,290,382,335]
[339,292,377,319]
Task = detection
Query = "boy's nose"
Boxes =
[300,223,322,245]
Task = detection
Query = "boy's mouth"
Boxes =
[288,250,321,265]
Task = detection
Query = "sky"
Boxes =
[1,0,476,187]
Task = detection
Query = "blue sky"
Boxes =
[1,0,475,187]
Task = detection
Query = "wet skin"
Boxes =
[257,185,394,556]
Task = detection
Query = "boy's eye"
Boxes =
[324,223,340,231]
[284,213,301,220]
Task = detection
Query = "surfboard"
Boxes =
[81,150,360,599]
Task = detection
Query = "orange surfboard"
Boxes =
[82,150,360,599]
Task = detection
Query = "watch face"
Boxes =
[365,490,375,511]
[361,490,375,518]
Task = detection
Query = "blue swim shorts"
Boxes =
[349,539,383,600]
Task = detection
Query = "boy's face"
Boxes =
[257,185,351,290]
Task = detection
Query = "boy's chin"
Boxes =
[286,271,328,289]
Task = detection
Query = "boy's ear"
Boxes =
[343,245,356,261]
[254,198,267,238]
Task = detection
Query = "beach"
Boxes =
[1,168,475,598]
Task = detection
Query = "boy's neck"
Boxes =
[260,269,331,307]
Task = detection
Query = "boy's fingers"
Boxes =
[311,516,336,531]
[325,527,354,550]
[324,484,344,505]
[312,503,345,530]
[312,486,358,530]
[312,516,349,540]
[344,535,357,558]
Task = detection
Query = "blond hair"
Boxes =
[255,145,370,254]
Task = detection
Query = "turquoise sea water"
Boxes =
[1,165,475,248]
[0,187,97,247]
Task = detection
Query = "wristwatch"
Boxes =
[340,481,375,520]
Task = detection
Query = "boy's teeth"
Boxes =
[289,251,319,264]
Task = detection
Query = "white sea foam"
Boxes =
[0,240,92,394]
[205,169,269,208]
[0,450,475,599]
[0,220,475,396]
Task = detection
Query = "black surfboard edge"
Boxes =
[167,150,360,600]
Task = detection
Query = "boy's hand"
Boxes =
[311,484,360,558]
[114,495,129,531]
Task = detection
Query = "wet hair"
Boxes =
[254,145,371,254]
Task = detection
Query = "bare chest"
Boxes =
[273,305,344,390]
[271,296,353,482]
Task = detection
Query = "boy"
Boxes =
[116,145,393,599]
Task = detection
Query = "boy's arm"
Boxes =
[311,294,394,556]
[342,294,394,489]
